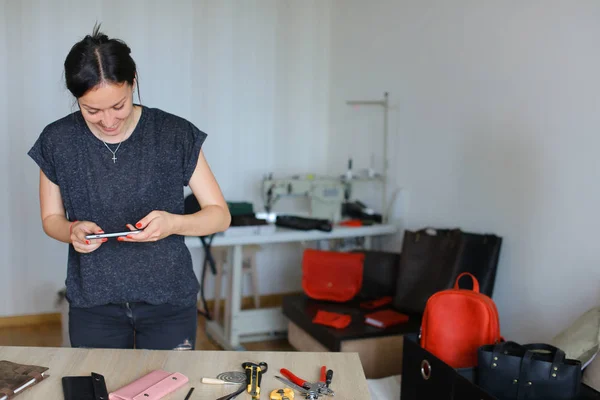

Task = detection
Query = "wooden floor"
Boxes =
[0,316,295,351]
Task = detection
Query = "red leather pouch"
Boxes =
[301,249,364,302]
[312,310,352,329]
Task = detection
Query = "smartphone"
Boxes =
[85,230,142,240]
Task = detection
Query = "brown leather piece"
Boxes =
[0,360,48,399]
[27,372,43,381]
[0,388,15,396]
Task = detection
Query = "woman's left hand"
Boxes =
[119,211,176,242]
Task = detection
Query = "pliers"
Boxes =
[275,366,334,400]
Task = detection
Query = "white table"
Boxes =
[185,224,399,350]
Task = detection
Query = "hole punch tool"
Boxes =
[243,361,268,400]
[275,366,334,400]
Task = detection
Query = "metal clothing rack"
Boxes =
[345,92,390,223]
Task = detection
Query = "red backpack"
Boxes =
[419,272,502,368]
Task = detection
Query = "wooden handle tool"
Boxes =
[201,377,238,385]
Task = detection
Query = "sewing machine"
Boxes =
[262,175,346,222]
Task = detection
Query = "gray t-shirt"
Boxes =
[28,106,206,308]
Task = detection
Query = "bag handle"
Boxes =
[517,350,535,400]
[516,344,566,399]
[490,340,522,357]
[523,343,566,380]
[453,272,480,292]
[488,341,524,369]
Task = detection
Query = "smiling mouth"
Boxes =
[100,121,120,131]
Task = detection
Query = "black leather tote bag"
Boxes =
[451,231,502,297]
[392,228,462,313]
[478,341,582,400]
[353,250,400,299]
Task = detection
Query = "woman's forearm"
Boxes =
[170,205,231,237]
[42,214,72,244]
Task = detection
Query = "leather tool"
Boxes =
[275,366,334,400]
[242,361,268,399]
[202,378,240,385]
[215,366,257,400]
[270,388,295,399]
[216,372,247,384]
[184,387,195,400]
[215,383,245,400]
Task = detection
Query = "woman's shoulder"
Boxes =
[144,106,204,134]
[142,107,207,151]
[144,106,194,129]
[38,112,83,142]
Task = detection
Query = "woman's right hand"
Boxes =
[70,221,107,253]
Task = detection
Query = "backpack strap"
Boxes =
[453,272,480,292]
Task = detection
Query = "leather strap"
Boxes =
[453,272,480,292]
[523,343,566,379]
[517,349,535,400]
[516,343,566,399]
[489,340,522,364]
[91,372,109,400]
[0,388,14,397]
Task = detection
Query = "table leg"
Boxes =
[227,244,244,349]
[205,245,245,351]
[223,246,232,343]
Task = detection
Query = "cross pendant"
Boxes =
[112,155,117,163]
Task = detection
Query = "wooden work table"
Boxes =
[0,346,371,399]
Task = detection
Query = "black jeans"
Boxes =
[69,302,197,350]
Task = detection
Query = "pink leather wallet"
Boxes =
[108,370,189,400]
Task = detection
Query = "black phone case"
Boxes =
[62,372,108,400]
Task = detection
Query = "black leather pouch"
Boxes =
[62,372,108,400]
[353,250,400,299]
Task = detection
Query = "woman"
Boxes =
[27,25,231,350]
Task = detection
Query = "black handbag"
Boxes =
[478,341,582,400]
[392,228,462,313]
[353,250,400,299]
[392,228,502,314]
[451,231,502,297]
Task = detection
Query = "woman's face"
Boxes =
[78,81,135,138]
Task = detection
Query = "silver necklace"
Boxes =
[100,113,135,163]
[102,139,123,163]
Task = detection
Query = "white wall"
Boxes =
[0,0,11,316]
[1,0,331,317]
[329,0,600,342]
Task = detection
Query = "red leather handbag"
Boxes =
[301,249,364,302]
